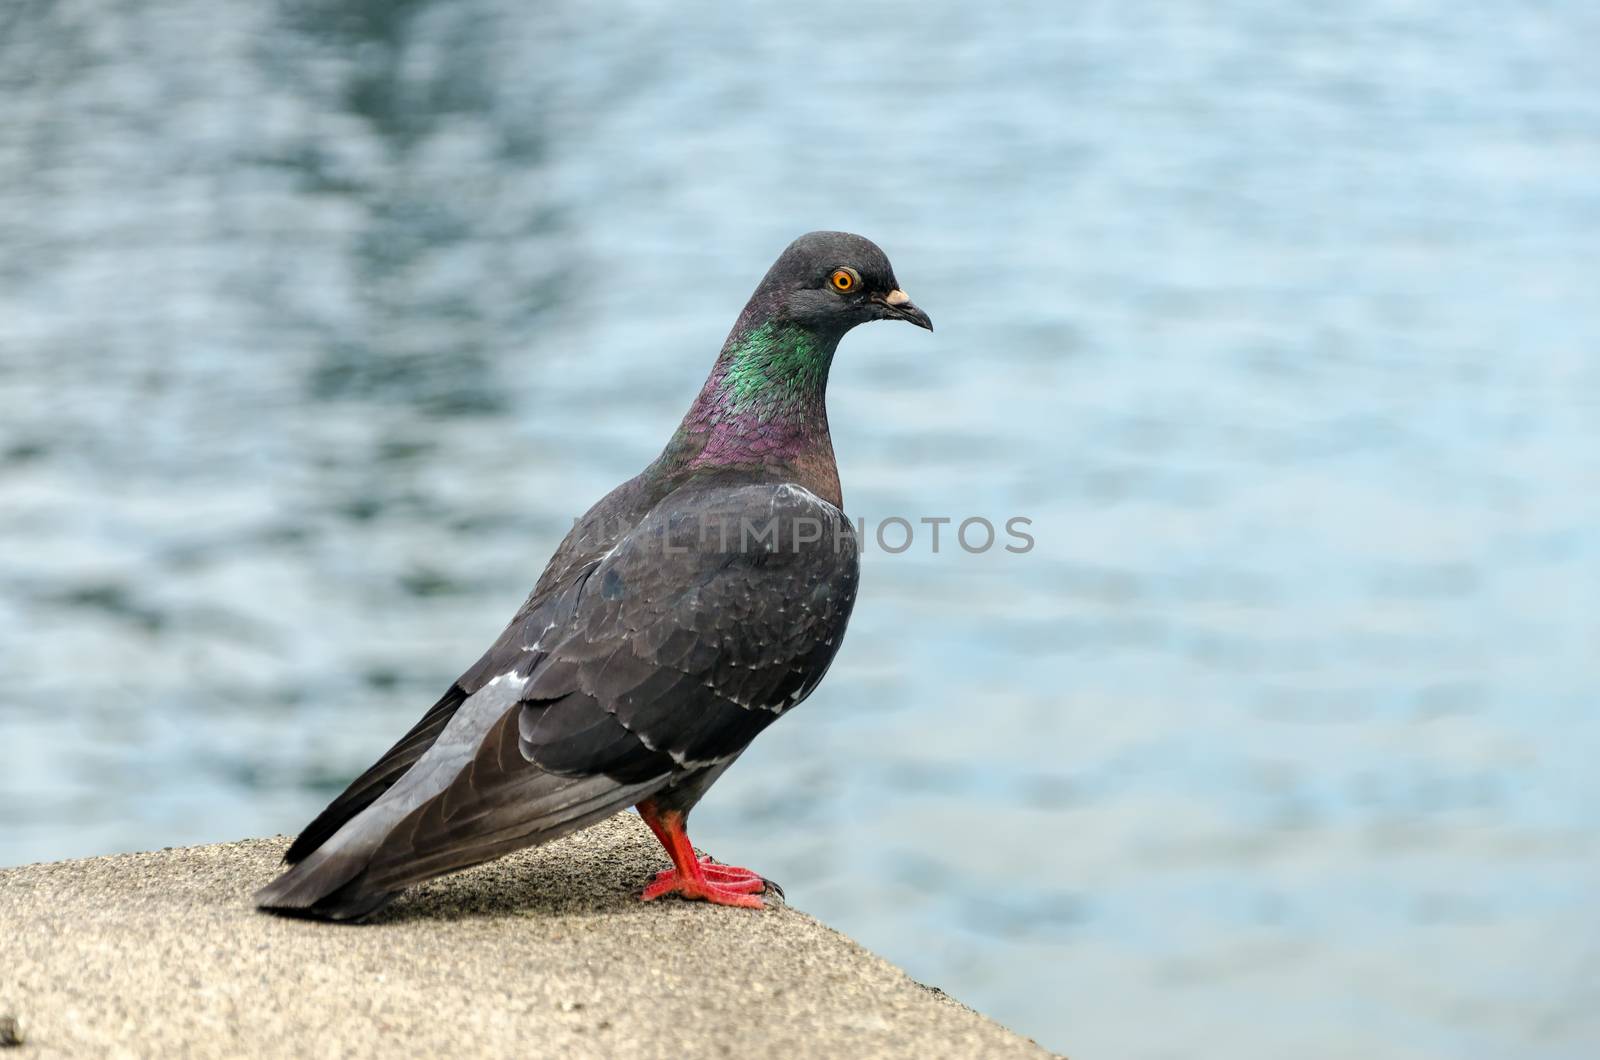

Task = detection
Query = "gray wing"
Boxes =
[518,481,860,777]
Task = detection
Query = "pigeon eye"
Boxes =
[829,268,858,293]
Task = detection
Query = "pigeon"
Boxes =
[255,231,932,920]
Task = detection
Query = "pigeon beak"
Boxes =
[879,289,933,331]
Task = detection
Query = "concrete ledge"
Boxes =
[0,814,1050,1058]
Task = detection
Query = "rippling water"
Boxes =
[3,2,1598,1056]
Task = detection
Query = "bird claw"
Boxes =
[642,855,776,908]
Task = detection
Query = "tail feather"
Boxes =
[254,772,659,921]
[283,684,469,865]
[357,772,662,893]
[256,678,672,921]
[254,847,395,921]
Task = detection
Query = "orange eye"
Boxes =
[830,268,857,293]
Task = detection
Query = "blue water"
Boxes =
[3,2,1598,1055]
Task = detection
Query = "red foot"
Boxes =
[650,856,764,890]
[636,800,772,910]
[641,862,766,908]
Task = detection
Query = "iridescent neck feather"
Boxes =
[656,314,844,501]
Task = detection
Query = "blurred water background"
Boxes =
[3,1,1598,1056]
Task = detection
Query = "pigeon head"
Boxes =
[747,231,933,335]
[662,231,931,491]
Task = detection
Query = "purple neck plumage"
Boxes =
[657,300,844,489]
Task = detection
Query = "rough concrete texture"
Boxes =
[0,814,1051,1058]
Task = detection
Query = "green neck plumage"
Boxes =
[662,318,841,469]
[716,321,832,415]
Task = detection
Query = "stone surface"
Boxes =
[0,814,1051,1058]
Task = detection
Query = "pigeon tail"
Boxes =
[282,683,470,866]
[254,843,396,922]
